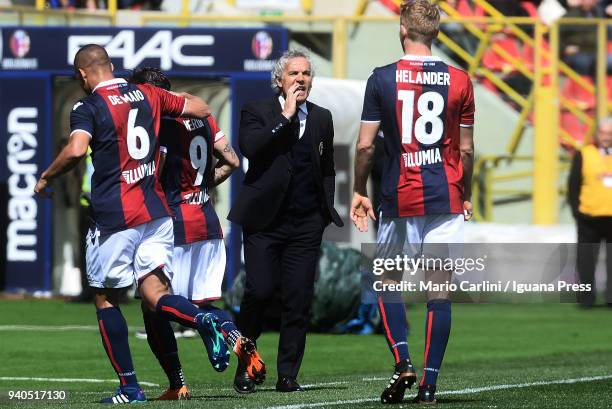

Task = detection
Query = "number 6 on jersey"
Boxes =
[126,108,151,160]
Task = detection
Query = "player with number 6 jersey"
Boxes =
[70,72,185,235]
[34,45,240,404]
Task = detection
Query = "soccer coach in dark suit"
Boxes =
[229,49,343,393]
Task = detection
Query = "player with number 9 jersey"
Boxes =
[70,78,187,235]
[159,115,224,246]
[361,55,475,217]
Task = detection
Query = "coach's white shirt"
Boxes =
[278,95,308,139]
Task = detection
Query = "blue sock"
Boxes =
[420,299,452,386]
[142,310,185,390]
[199,305,242,349]
[156,294,203,329]
[96,307,138,386]
[377,294,410,364]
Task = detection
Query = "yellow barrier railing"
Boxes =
[473,155,571,221]
[434,1,611,223]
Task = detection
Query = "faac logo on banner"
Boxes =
[68,30,214,70]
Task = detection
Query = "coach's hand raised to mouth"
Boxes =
[281,83,303,121]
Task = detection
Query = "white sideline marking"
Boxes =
[300,381,348,388]
[267,374,612,409]
[0,377,159,387]
[220,381,350,392]
[0,325,98,331]
[441,374,612,395]
[362,376,386,381]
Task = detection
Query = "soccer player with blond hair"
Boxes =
[351,0,475,404]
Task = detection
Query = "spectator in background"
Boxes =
[49,0,76,8]
[49,0,100,9]
[436,0,478,65]
[560,0,610,76]
[119,0,162,10]
[604,0,612,16]
[488,0,533,16]
[568,117,612,308]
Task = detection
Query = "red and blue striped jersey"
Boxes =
[69,78,186,235]
[159,115,224,245]
[361,55,475,217]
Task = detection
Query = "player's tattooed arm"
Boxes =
[35,131,90,198]
[208,138,239,188]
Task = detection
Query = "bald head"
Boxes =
[73,44,114,93]
[74,44,112,72]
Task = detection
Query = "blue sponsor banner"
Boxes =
[0,74,52,292]
[0,27,287,75]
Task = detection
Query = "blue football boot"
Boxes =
[197,312,230,372]
[99,384,146,404]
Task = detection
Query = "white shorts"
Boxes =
[376,214,464,260]
[86,217,174,289]
[170,239,226,303]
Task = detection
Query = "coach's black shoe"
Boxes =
[412,384,437,404]
[380,360,417,404]
[233,364,255,394]
[276,376,303,392]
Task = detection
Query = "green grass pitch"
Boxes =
[1,299,611,408]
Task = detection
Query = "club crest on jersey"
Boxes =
[122,160,156,184]
[402,147,442,168]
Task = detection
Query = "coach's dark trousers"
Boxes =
[238,210,324,379]
[576,215,612,306]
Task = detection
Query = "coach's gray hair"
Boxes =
[271,48,315,94]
